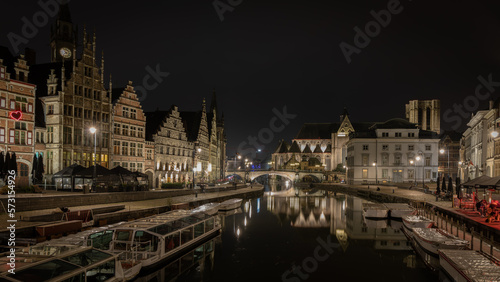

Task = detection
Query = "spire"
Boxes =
[56,0,72,22]
[83,24,87,45]
[101,50,104,83]
[210,88,218,116]
[340,107,349,122]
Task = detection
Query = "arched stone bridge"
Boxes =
[226,169,326,182]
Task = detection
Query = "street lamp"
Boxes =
[416,155,423,187]
[372,161,377,184]
[192,147,201,189]
[440,146,450,179]
[410,160,415,185]
[89,127,97,192]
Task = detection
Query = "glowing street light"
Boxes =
[89,127,97,192]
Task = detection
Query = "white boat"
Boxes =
[412,228,468,256]
[81,208,221,274]
[0,245,130,281]
[219,198,243,211]
[384,203,415,219]
[362,203,388,219]
[191,202,220,215]
[402,215,434,238]
[439,249,500,282]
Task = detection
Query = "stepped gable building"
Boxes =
[405,99,440,134]
[346,118,439,185]
[110,82,147,175]
[145,106,194,188]
[29,4,112,180]
[207,90,226,181]
[0,46,36,187]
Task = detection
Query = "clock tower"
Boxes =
[50,1,76,62]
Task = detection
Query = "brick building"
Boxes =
[110,82,147,173]
[0,48,36,187]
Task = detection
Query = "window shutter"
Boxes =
[28,103,33,112]
[0,98,5,108]
[10,100,15,110]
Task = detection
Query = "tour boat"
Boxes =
[439,249,500,282]
[402,215,434,238]
[362,203,389,219]
[383,203,415,219]
[412,228,468,256]
[0,244,129,281]
[83,209,221,273]
[191,202,220,215]
[219,198,243,211]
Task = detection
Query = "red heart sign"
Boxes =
[9,111,22,121]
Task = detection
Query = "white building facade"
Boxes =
[346,118,439,185]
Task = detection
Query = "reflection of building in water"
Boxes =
[135,235,220,282]
[345,196,411,251]
[266,194,347,232]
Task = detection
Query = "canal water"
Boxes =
[135,183,439,282]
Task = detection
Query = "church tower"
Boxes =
[50,0,76,62]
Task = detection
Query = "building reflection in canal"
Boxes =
[135,181,434,281]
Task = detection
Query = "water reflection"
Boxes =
[135,183,437,281]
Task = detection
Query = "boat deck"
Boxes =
[440,249,500,281]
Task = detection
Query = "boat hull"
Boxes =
[219,199,243,211]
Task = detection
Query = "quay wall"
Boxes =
[0,185,246,213]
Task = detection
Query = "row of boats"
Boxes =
[363,201,500,281]
[402,214,500,281]
[0,198,243,281]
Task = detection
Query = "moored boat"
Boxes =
[439,249,500,282]
[384,203,415,219]
[0,245,130,281]
[362,203,389,219]
[83,208,221,274]
[219,198,243,211]
[412,228,468,256]
[402,215,434,238]
[191,202,220,215]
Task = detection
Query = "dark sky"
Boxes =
[2,0,500,158]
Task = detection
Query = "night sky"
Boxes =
[2,0,500,158]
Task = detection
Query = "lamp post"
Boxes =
[410,160,415,185]
[416,155,422,187]
[192,147,201,189]
[89,127,97,191]
[372,161,377,184]
[440,146,450,179]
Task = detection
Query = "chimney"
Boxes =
[490,99,495,110]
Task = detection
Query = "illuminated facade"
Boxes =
[0,49,36,187]
[110,82,147,173]
[30,4,112,178]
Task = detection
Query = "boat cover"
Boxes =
[440,250,500,281]
[404,215,433,223]
[413,228,468,246]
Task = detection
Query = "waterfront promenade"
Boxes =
[0,184,263,230]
